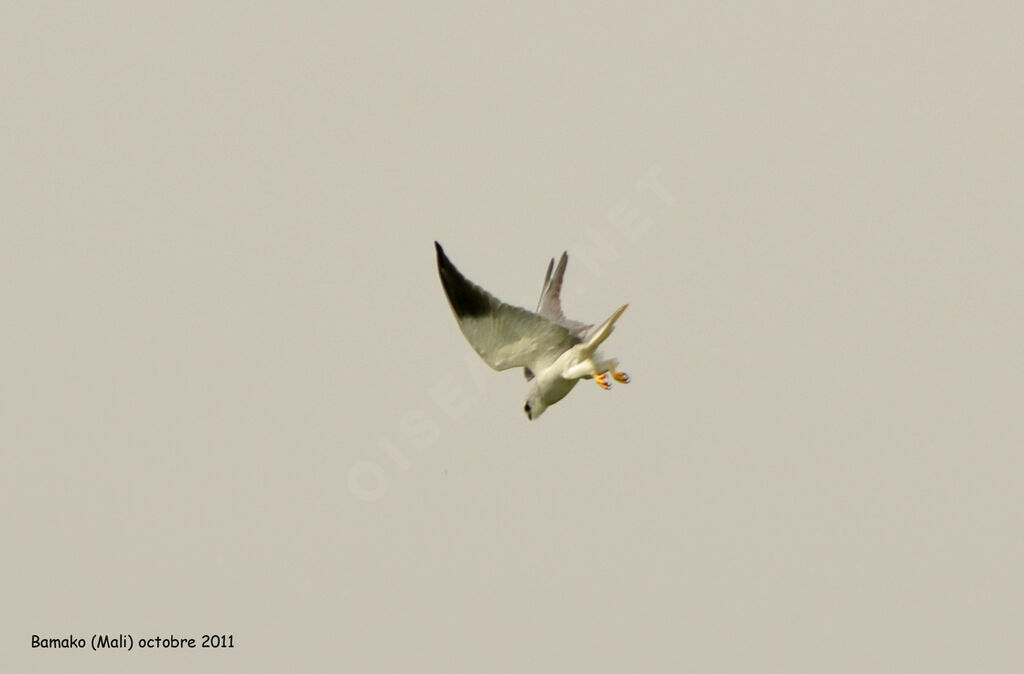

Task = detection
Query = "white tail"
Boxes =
[580,304,628,358]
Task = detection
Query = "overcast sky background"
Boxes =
[3,2,1022,672]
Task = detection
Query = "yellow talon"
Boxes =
[594,373,611,390]
[612,370,630,384]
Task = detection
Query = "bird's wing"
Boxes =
[536,252,592,338]
[436,242,580,373]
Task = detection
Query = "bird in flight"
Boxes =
[435,242,630,420]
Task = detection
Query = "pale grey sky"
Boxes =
[3,2,1022,672]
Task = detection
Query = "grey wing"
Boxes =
[535,252,592,338]
[436,242,580,373]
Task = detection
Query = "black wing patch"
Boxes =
[435,241,490,318]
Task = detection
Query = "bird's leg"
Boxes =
[594,372,611,390]
[563,358,596,381]
[610,366,630,384]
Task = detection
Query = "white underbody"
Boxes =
[533,346,618,406]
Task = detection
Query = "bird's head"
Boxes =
[523,388,548,421]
